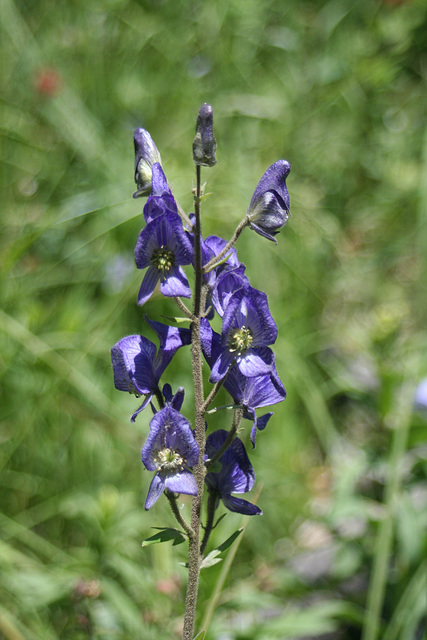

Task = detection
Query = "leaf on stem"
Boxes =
[141,527,186,547]
[200,528,244,569]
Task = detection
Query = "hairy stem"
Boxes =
[165,491,195,539]
[174,296,196,321]
[200,490,218,555]
[182,164,206,640]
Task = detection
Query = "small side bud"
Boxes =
[133,128,162,198]
[192,103,217,167]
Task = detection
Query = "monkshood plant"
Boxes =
[111,104,291,639]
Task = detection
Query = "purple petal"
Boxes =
[249,411,273,448]
[111,335,157,394]
[159,266,191,299]
[141,407,199,470]
[137,266,159,306]
[222,495,262,516]
[145,473,166,510]
[130,394,153,422]
[248,160,290,214]
[165,470,197,495]
[210,350,235,383]
[205,430,255,495]
[237,347,274,377]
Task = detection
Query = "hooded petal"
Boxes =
[205,430,255,496]
[111,335,157,394]
[246,160,291,241]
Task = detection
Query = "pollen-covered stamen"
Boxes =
[153,447,185,472]
[151,246,175,276]
[228,326,253,355]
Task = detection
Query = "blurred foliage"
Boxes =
[1,0,427,638]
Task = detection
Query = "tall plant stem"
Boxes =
[182,164,206,640]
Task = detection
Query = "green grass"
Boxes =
[1,0,427,638]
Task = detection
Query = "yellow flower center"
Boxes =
[228,326,253,355]
[151,246,175,276]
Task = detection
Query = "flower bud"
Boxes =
[133,128,162,198]
[192,103,217,167]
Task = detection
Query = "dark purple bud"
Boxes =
[192,103,217,167]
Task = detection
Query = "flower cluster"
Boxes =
[111,106,291,536]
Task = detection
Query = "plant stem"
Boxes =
[182,164,206,640]
[165,491,195,538]
[203,217,249,273]
[200,490,218,555]
[174,296,196,321]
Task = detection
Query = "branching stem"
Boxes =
[203,217,249,273]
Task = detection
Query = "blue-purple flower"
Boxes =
[142,406,199,510]
[143,163,178,224]
[247,160,291,242]
[209,287,277,382]
[205,430,261,516]
[133,128,162,198]
[225,367,286,447]
[200,319,285,445]
[134,212,193,305]
[111,319,191,421]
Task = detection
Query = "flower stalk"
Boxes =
[110,104,291,639]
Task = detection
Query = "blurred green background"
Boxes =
[1,0,426,638]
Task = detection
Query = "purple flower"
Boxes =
[199,234,248,318]
[209,287,277,382]
[111,319,191,421]
[134,212,193,305]
[142,406,199,510]
[205,430,261,516]
[200,320,285,445]
[225,367,286,447]
[247,160,291,242]
[210,263,249,317]
[143,163,178,224]
[133,128,162,198]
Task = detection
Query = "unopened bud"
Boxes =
[192,103,217,167]
[133,128,162,198]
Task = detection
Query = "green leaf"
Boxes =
[141,527,186,548]
[199,529,243,570]
[200,550,222,569]
[216,528,243,552]
[193,632,206,640]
